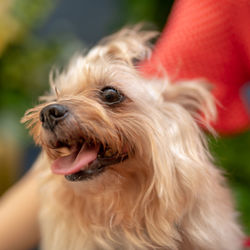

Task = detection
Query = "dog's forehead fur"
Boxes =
[51,50,162,105]
[46,27,162,104]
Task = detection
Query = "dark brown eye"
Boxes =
[101,87,124,105]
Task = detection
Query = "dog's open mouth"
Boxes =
[51,140,128,182]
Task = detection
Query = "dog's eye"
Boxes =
[101,87,124,105]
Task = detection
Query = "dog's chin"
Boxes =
[46,138,128,182]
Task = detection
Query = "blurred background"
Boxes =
[0,0,249,240]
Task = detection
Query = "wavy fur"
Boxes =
[22,27,243,250]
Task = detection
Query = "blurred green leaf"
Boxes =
[209,131,250,233]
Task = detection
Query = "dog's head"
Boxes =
[22,27,216,189]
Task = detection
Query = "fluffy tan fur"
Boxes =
[22,27,243,250]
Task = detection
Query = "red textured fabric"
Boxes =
[141,0,250,134]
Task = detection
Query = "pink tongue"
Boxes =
[51,145,99,175]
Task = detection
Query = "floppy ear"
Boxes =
[163,80,217,124]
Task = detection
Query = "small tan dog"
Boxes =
[22,27,243,250]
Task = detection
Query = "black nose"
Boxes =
[40,104,68,130]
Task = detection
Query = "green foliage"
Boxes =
[0,0,58,118]
[115,0,174,30]
[0,38,62,116]
[0,0,83,141]
[209,131,250,233]
[11,0,55,30]
[210,131,250,184]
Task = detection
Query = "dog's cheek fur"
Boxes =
[21,103,48,145]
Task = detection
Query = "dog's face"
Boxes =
[22,55,158,182]
[22,28,215,186]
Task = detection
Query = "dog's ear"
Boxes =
[97,25,159,67]
[163,80,217,124]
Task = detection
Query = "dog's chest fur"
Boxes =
[38,160,170,250]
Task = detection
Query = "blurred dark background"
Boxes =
[0,0,249,242]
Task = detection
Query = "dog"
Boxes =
[22,27,243,250]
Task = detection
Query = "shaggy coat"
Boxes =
[22,27,243,250]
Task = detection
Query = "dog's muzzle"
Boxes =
[38,103,129,182]
[40,104,68,130]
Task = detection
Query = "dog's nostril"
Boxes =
[49,105,68,119]
[40,104,68,130]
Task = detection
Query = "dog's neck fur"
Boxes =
[39,155,179,249]
[37,123,225,250]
